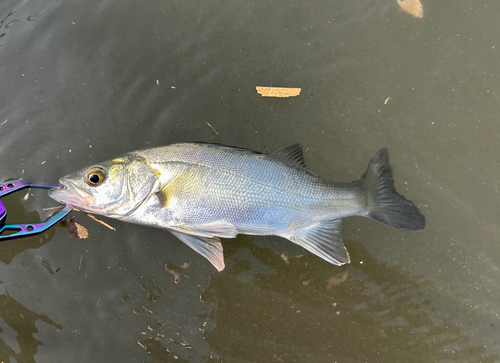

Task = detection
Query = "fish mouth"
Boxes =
[48,178,94,211]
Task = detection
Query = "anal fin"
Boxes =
[286,219,350,266]
[169,230,225,271]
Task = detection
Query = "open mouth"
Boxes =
[48,179,93,209]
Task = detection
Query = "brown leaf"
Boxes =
[397,0,424,18]
[60,217,89,239]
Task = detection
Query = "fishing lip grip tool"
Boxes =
[0,180,73,240]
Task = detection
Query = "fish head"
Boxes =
[49,154,160,217]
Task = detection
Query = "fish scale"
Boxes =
[151,161,341,232]
[139,144,327,195]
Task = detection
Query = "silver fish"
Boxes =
[49,143,425,271]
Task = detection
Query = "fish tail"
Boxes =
[361,148,425,231]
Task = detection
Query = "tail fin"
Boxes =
[361,148,425,231]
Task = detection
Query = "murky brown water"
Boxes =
[1,0,498,362]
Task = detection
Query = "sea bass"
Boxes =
[49,143,425,271]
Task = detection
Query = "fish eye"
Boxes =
[86,167,106,186]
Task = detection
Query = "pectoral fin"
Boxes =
[170,221,238,239]
[169,230,225,271]
[286,219,350,266]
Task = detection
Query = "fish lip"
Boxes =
[48,178,93,207]
[59,177,92,197]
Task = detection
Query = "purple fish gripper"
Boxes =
[0,180,73,240]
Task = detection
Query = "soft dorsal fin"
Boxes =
[269,144,308,170]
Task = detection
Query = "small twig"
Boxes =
[43,206,64,211]
[86,213,116,231]
[206,122,219,135]
[79,254,83,270]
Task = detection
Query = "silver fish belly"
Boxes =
[49,143,425,271]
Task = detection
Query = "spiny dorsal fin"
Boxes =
[269,144,309,171]
[191,142,262,155]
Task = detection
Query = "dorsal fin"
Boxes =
[191,142,262,155]
[269,144,309,171]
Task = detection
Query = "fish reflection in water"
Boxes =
[201,238,499,363]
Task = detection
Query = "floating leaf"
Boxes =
[397,0,424,18]
[60,217,89,239]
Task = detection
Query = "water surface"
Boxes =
[0,0,498,362]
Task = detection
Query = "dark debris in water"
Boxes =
[326,271,349,290]
[139,279,164,302]
[137,337,191,362]
[165,262,190,284]
[280,252,304,265]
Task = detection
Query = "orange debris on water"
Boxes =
[256,86,301,98]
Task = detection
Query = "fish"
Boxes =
[48,143,425,271]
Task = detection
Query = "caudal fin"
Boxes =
[361,149,425,231]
